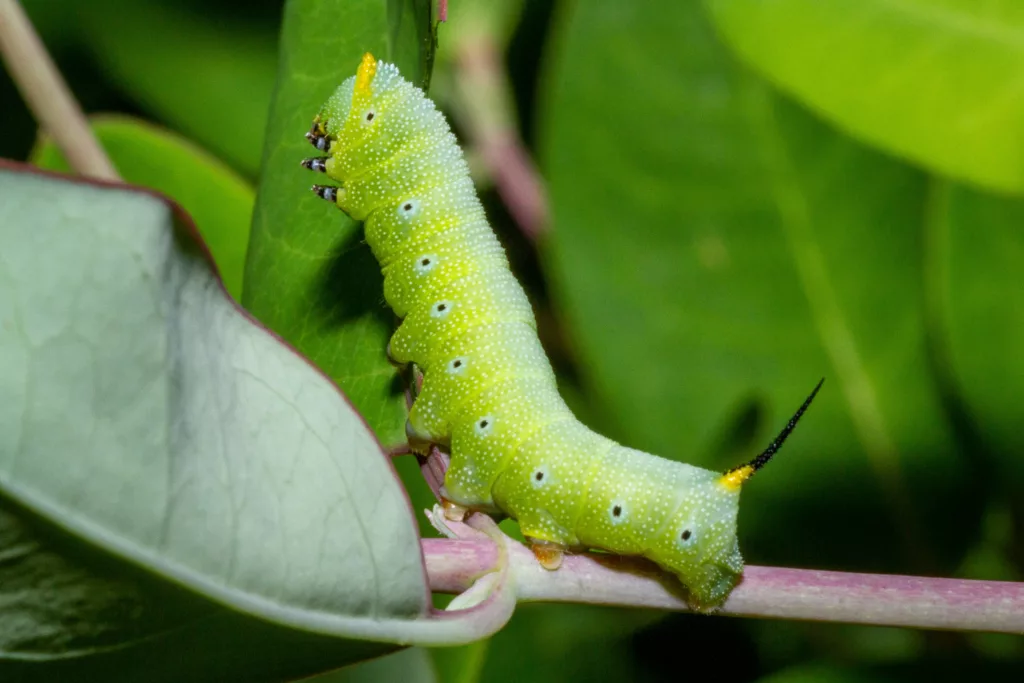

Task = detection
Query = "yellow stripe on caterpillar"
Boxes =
[354,52,377,97]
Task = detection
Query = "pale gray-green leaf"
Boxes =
[0,167,428,636]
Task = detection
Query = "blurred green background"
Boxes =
[4,0,1024,681]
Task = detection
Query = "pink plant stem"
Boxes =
[423,538,1024,634]
[419,447,450,501]
[456,39,549,241]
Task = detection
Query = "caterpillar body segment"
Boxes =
[408,321,557,440]
[303,53,822,608]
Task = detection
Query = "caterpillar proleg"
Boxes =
[303,53,822,608]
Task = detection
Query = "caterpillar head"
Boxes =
[311,53,386,157]
[305,53,444,220]
[653,378,824,608]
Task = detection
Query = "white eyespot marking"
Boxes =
[474,416,494,437]
[430,300,453,318]
[677,525,697,548]
[609,500,628,525]
[414,254,437,276]
[397,198,421,220]
[447,356,467,375]
[362,108,377,125]
[531,464,550,488]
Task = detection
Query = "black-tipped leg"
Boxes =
[305,127,329,153]
[305,121,330,152]
[311,184,339,203]
[301,156,329,173]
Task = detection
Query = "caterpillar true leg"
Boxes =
[529,539,565,571]
[300,156,329,173]
[311,185,341,203]
[305,118,330,152]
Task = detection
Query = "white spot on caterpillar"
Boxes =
[447,356,467,375]
[414,254,437,275]
[397,198,421,220]
[531,464,550,488]
[474,416,494,437]
[430,300,453,318]
[608,500,628,525]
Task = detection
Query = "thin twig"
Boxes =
[455,37,549,241]
[0,0,118,180]
[423,537,1024,635]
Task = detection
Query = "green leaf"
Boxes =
[306,647,437,683]
[0,164,431,678]
[926,180,1024,487]
[757,664,899,683]
[31,115,254,301]
[476,604,663,683]
[434,0,526,56]
[244,0,436,448]
[540,0,980,572]
[705,0,1024,194]
[757,662,1024,683]
[428,640,489,683]
[78,0,278,175]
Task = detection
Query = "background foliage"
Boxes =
[2,0,1023,681]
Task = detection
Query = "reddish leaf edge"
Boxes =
[0,158,516,646]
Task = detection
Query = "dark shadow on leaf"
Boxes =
[388,371,407,398]
[311,227,393,331]
[707,395,765,472]
[0,492,214,657]
[0,494,396,682]
[309,227,408,410]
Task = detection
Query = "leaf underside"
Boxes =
[0,166,430,679]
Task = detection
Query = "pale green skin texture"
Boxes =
[314,61,744,606]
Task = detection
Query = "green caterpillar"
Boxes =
[302,53,821,608]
